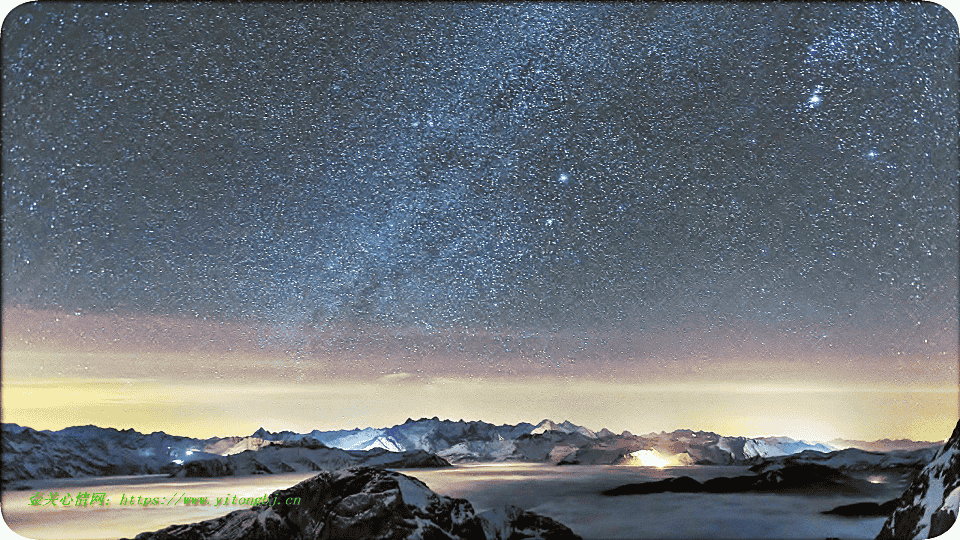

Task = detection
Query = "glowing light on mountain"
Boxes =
[626,449,671,467]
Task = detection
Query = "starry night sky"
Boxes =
[2,3,958,437]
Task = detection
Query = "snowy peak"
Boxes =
[358,435,404,452]
[250,427,272,439]
[204,436,275,456]
[742,437,835,458]
[531,419,597,438]
[531,419,562,433]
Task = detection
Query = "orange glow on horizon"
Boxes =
[4,307,957,442]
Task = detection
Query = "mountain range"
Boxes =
[1,418,943,483]
[1,423,449,483]
[238,419,940,467]
[112,419,960,540]
[4,417,956,540]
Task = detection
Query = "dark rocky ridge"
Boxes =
[602,463,876,496]
[875,419,960,540]
[822,499,899,517]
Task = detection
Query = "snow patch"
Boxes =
[941,486,960,515]
[394,473,436,511]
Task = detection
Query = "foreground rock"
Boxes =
[875,419,960,540]
[126,467,581,540]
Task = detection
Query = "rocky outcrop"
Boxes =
[875,420,960,540]
[126,467,581,540]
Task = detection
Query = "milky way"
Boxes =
[3,3,957,366]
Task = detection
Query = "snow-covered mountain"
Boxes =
[232,420,949,468]
[716,435,836,460]
[530,419,598,438]
[5,419,942,483]
[249,417,539,456]
[251,421,840,466]
[251,426,405,451]
[1,423,447,482]
[2,423,217,482]
[125,467,581,540]
[438,438,520,463]
[875,419,960,540]
[741,436,835,457]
